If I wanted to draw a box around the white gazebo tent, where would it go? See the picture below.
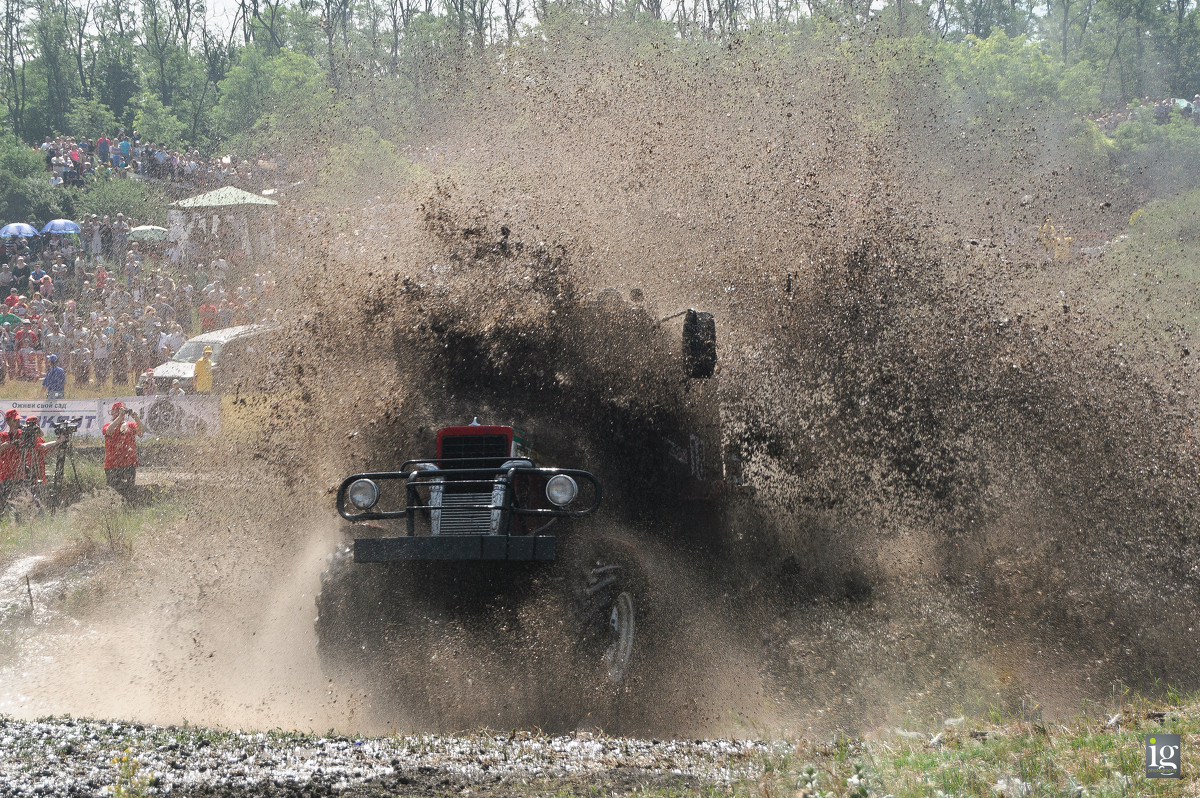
[168,186,279,264]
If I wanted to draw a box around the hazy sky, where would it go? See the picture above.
[205,0,242,38]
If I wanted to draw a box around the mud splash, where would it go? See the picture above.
[4,26,1200,738]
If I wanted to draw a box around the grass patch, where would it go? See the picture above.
[0,484,182,564]
[1100,187,1200,347]
[0,373,139,401]
[753,688,1199,797]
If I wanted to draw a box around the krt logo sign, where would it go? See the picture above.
[1146,734,1181,779]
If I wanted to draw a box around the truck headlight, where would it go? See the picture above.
[545,474,578,506]
[347,479,379,510]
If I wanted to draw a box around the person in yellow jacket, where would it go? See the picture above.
[193,346,214,393]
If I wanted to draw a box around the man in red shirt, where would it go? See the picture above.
[103,401,144,499]
[0,412,60,511]
[0,408,23,503]
[17,416,60,487]
[198,302,217,332]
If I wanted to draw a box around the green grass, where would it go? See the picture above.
[0,373,138,400]
[750,689,1199,797]
[1099,188,1200,349]
[0,479,182,563]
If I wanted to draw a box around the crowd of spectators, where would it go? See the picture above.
[40,131,282,190]
[1092,94,1200,132]
[0,214,278,392]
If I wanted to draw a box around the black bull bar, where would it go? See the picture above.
[335,460,602,563]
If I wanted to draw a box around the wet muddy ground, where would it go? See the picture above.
[0,716,774,796]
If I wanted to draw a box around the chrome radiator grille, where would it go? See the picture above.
[433,491,495,535]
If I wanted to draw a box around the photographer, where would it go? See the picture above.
[13,416,62,488]
[102,402,144,499]
[0,409,22,502]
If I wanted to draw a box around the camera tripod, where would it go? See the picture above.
[3,422,84,519]
[49,428,82,513]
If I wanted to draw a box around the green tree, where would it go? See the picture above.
[213,48,327,145]
[0,133,69,222]
[66,97,119,137]
[132,92,185,145]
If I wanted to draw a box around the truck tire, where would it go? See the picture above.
[315,543,381,677]
[314,542,463,728]
[568,536,651,687]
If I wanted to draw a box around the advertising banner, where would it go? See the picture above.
[1,396,220,438]
[98,396,221,437]
[1,400,105,437]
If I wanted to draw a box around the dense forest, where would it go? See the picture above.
[0,0,1196,228]
[2,0,1199,151]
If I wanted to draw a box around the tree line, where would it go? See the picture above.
[0,0,1197,153]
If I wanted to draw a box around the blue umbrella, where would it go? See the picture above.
[40,219,80,235]
[0,223,38,237]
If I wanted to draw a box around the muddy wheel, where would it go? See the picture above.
[570,537,649,687]
[315,543,379,676]
[604,590,636,683]
[314,540,455,727]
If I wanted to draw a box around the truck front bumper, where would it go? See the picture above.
[354,535,556,562]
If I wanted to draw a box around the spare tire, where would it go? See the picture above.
[683,309,717,379]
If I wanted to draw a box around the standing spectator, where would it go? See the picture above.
[60,304,76,336]
[42,323,65,366]
[41,354,65,400]
[71,335,90,387]
[125,251,141,285]
[91,328,108,384]
[141,368,157,395]
[164,322,184,359]
[113,214,130,261]
[89,215,103,262]
[51,254,68,287]
[110,328,128,388]
[155,323,171,360]
[102,402,144,500]
[131,334,151,378]
[99,215,112,261]
[154,293,176,324]
[15,320,37,379]
[142,308,158,339]
[0,324,10,381]
[0,323,12,374]
[194,345,214,393]
[0,409,21,504]
[198,300,217,332]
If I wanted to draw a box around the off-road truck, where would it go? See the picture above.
[314,309,719,722]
